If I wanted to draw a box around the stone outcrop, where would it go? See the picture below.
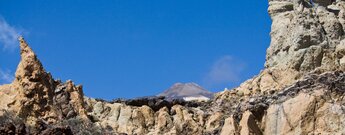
[10,37,88,125]
[214,71,345,135]
[85,97,219,134]
[2,0,345,134]
[224,0,345,96]
[0,37,96,134]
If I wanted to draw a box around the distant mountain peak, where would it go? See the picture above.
[158,82,213,100]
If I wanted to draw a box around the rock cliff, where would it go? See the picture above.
[2,0,345,134]
[223,0,345,95]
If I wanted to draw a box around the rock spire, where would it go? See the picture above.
[8,37,87,126]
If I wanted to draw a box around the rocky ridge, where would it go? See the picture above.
[2,0,345,134]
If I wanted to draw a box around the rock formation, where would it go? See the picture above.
[2,0,345,134]
[222,0,345,95]
[0,37,92,134]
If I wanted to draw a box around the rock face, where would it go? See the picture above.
[226,0,345,95]
[2,0,345,134]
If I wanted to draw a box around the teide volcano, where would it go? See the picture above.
[158,83,213,101]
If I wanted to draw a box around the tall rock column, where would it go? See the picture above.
[11,36,58,125]
[9,37,87,126]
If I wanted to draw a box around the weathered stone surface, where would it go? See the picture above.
[11,37,60,125]
[171,105,202,134]
[205,112,223,134]
[0,84,16,111]
[314,102,345,134]
[239,111,262,135]
[220,116,238,135]
[264,93,316,134]
[233,0,345,95]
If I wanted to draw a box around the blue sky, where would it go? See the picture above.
[0,0,271,100]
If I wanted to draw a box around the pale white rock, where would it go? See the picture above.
[183,96,210,102]
[239,111,262,135]
[220,116,238,135]
[263,93,316,135]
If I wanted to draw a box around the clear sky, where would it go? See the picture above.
[0,0,271,100]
